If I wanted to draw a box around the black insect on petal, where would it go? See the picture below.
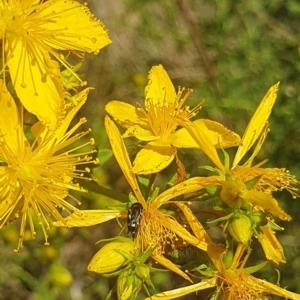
[127,202,143,239]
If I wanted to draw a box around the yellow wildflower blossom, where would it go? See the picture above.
[0,80,95,251]
[105,115,225,281]
[189,82,297,263]
[147,256,300,300]
[53,116,224,281]
[106,64,240,174]
[0,0,112,129]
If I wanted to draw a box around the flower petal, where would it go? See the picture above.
[51,209,126,227]
[31,88,91,151]
[145,65,176,108]
[163,217,208,252]
[153,177,222,208]
[105,101,149,129]
[105,116,146,205]
[151,253,192,282]
[248,191,291,221]
[176,202,225,272]
[6,38,63,129]
[254,275,300,299]
[233,83,279,167]
[170,119,241,149]
[132,140,175,175]
[258,227,286,264]
[0,188,23,225]
[201,119,241,148]
[176,118,224,171]
[0,80,27,155]
[123,125,158,141]
[145,278,216,300]
[36,0,112,53]
[56,88,91,137]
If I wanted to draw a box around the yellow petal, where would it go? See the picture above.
[168,126,199,148]
[51,209,126,227]
[145,278,216,300]
[248,191,291,221]
[153,177,218,208]
[170,119,241,149]
[233,83,279,167]
[201,119,241,148]
[0,80,27,155]
[177,118,224,172]
[0,190,23,225]
[123,125,158,141]
[258,227,286,264]
[254,276,300,299]
[176,202,225,272]
[145,65,176,108]
[132,140,175,175]
[163,217,208,252]
[105,101,149,129]
[36,0,112,53]
[151,253,192,282]
[31,88,91,151]
[56,88,91,138]
[6,38,63,130]
[105,116,146,205]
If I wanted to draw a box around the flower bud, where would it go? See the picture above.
[227,214,252,245]
[135,263,150,280]
[88,239,134,274]
[249,211,267,227]
[49,265,73,287]
[117,268,142,300]
[220,180,248,208]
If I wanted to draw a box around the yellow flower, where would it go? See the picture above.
[0,0,112,129]
[188,82,297,264]
[146,259,300,300]
[0,80,95,251]
[229,83,298,219]
[195,83,297,219]
[105,115,225,281]
[53,116,224,281]
[106,64,240,174]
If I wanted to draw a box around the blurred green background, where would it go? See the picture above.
[2,0,300,299]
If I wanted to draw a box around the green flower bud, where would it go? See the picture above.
[249,211,267,227]
[49,265,73,287]
[117,268,140,300]
[135,263,150,280]
[88,240,134,274]
[228,214,252,245]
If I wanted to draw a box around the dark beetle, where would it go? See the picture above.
[127,202,143,239]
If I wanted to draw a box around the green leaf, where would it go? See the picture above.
[97,148,114,166]
[243,261,268,274]
[244,175,262,190]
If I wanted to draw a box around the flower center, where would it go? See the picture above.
[139,206,177,255]
[143,87,201,141]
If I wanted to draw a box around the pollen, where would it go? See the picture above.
[232,165,299,198]
[219,270,267,300]
[139,206,177,255]
[143,87,201,141]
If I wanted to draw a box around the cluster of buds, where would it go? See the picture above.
[88,237,153,299]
